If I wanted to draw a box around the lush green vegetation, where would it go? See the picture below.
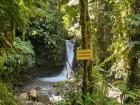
[0,0,140,105]
[0,82,20,105]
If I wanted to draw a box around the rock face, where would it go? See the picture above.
[30,34,66,73]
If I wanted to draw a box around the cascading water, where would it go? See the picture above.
[39,40,74,82]
[20,40,74,103]
[63,40,74,79]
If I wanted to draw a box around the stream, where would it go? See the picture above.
[18,40,74,104]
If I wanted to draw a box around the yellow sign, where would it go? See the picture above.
[76,49,93,60]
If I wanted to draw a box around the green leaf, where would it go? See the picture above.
[0,54,6,69]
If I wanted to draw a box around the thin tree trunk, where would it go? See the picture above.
[10,20,16,42]
[127,0,140,90]
[22,29,26,41]
[5,19,16,43]
[126,1,140,103]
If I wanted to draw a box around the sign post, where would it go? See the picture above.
[76,49,93,60]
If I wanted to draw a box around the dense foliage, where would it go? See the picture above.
[0,38,35,81]
[0,0,140,105]
[28,8,66,70]
[0,82,20,105]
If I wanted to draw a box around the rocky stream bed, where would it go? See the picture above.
[14,78,72,105]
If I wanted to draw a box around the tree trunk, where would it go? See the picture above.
[5,19,16,43]
[79,0,93,97]
[127,0,140,90]
[126,1,140,103]
[22,29,26,41]
[127,34,140,89]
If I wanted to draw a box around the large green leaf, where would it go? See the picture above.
[128,14,140,26]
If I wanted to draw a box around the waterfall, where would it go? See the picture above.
[39,40,74,82]
[63,40,74,79]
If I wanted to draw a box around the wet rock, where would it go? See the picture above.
[19,92,51,105]
[108,85,124,104]
[37,95,51,105]
[49,94,63,102]
[20,92,28,99]
[22,101,45,105]
[28,88,38,102]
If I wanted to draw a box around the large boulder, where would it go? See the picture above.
[37,95,51,105]
[18,92,51,105]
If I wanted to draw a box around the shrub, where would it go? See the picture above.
[0,37,35,82]
[0,82,20,105]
